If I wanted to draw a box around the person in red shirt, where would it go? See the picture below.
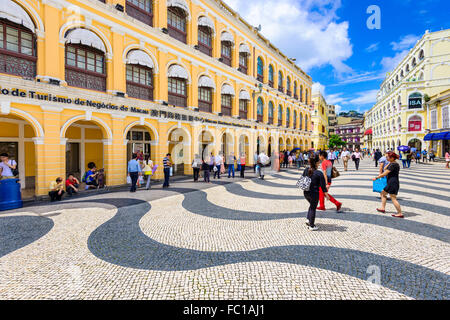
[65,173,80,196]
[317,151,342,212]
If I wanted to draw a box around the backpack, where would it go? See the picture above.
[296,175,311,191]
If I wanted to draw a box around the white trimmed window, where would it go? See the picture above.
[430,109,437,130]
[442,106,449,128]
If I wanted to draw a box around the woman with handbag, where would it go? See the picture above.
[374,151,403,218]
[302,156,330,231]
[317,151,342,212]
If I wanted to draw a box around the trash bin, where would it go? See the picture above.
[0,179,23,211]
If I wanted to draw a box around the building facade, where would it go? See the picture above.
[424,88,450,156]
[311,92,329,150]
[365,29,450,154]
[335,119,363,151]
[327,104,337,135]
[0,0,314,197]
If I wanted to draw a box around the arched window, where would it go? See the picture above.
[286,77,291,96]
[220,31,234,67]
[167,64,188,107]
[408,116,422,132]
[299,113,303,130]
[256,97,264,122]
[300,86,303,102]
[126,50,154,101]
[406,64,410,72]
[197,16,214,56]
[412,58,417,67]
[278,71,284,92]
[257,57,264,82]
[278,105,282,125]
[419,49,424,60]
[286,108,290,127]
[127,0,153,26]
[268,101,274,124]
[0,3,37,78]
[167,3,188,44]
[293,110,297,128]
[294,81,298,99]
[65,29,107,91]
[221,83,234,116]
[198,75,214,113]
[305,89,309,104]
[418,72,424,81]
[238,43,250,74]
[268,65,274,87]
[305,115,308,130]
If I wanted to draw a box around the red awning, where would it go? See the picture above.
[364,129,373,135]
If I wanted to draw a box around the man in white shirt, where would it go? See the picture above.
[214,153,223,179]
[341,147,351,171]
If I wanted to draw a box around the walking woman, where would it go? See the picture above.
[353,148,362,170]
[374,151,403,218]
[317,151,342,212]
[303,156,330,231]
[445,149,449,169]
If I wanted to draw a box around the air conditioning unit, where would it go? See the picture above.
[162,101,168,106]
[115,4,124,12]
[162,28,169,34]
[115,91,125,97]
[218,57,223,62]
[194,45,200,50]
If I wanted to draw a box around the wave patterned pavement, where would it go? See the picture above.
[0,159,449,299]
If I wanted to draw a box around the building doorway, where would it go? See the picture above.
[408,138,422,151]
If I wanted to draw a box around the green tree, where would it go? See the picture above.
[328,134,347,149]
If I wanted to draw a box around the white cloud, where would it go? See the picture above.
[225,0,353,75]
[365,42,379,53]
[348,90,379,105]
[381,50,409,71]
[390,34,420,51]
[334,105,342,114]
[379,34,421,72]
[312,82,325,94]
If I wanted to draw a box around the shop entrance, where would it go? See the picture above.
[169,128,189,176]
[65,120,105,182]
[198,130,214,161]
[408,138,422,151]
[126,127,152,163]
[0,114,37,197]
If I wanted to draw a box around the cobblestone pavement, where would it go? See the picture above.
[0,159,449,300]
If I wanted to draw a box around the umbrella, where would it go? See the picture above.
[397,146,410,152]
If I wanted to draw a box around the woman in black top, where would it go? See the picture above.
[374,151,403,218]
[302,156,329,231]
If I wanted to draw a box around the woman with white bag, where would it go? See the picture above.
[301,156,329,231]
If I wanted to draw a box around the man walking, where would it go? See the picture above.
[227,152,236,178]
[374,149,382,167]
[163,153,172,188]
[341,147,350,171]
[128,153,142,192]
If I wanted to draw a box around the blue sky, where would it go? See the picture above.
[226,0,450,114]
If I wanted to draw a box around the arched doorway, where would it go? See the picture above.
[198,130,214,161]
[65,120,106,182]
[408,138,422,151]
[168,127,190,175]
[124,124,156,164]
[257,135,266,154]
[279,137,285,151]
[239,134,249,163]
[221,132,234,158]
[0,113,37,197]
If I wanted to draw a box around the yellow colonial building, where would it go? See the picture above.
[0,0,314,197]
[365,29,450,154]
[311,91,329,150]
